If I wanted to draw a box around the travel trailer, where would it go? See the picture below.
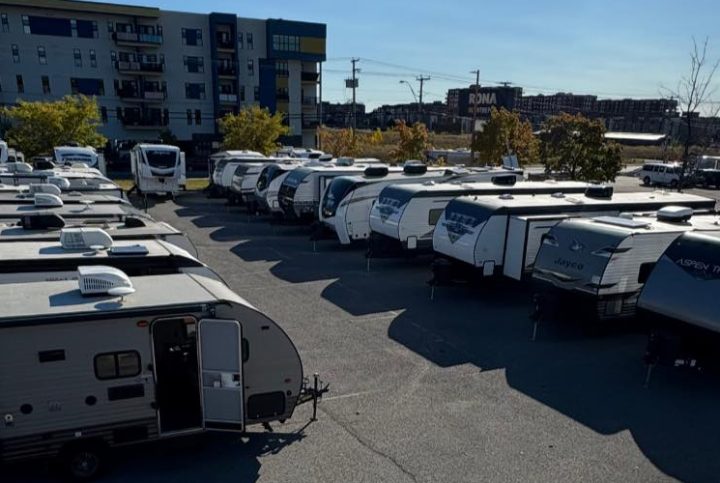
[0,270,325,478]
[432,189,716,281]
[532,208,720,320]
[0,235,221,285]
[0,214,198,258]
[227,161,272,205]
[638,231,720,333]
[53,146,107,174]
[253,161,302,212]
[130,144,185,196]
[232,158,300,209]
[0,200,146,223]
[261,166,296,216]
[320,164,452,244]
[210,153,267,196]
[0,169,123,198]
[368,180,590,256]
[208,150,265,179]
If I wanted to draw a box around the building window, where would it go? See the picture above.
[276,60,289,77]
[11,44,19,63]
[240,85,245,101]
[70,78,104,96]
[182,27,202,46]
[186,109,192,125]
[247,32,253,49]
[94,351,141,380]
[21,15,29,34]
[184,82,206,99]
[110,50,117,63]
[100,106,107,123]
[195,109,201,125]
[107,21,113,33]
[90,49,97,68]
[254,85,259,101]
[272,34,300,52]
[37,46,47,64]
[16,75,23,93]
[1,13,8,33]
[237,32,243,49]
[73,48,81,67]
[41,75,50,94]
[183,55,204,73]
[70,18,77,36]
[247,59,254,76]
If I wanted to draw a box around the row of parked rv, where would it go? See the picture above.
[0,159,326,480]
[210,151,720,380]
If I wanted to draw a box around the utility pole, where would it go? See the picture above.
[416,75,430,123]
[469,69,480,163]
[347,58,360,129]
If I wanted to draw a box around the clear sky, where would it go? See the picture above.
[101,0,720,109]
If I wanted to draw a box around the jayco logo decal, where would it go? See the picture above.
[553,257,584,271]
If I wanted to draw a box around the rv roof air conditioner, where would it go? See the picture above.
[61,227,113,250]
[28,183,62,196]
[365,165,389,177]
[584,184,614,199]
[77,265,133,295]
[551,192,566,198]
[404,163,427,175]
[71,162,89,169]
[47,176,71,190]
[20,213,66,229]
[491,175,517,186]
[657,205,693,223]
[34,193,63,208]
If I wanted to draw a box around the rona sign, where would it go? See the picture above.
[458,86,522,118]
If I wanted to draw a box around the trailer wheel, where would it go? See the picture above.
[60,441,107,481]
[642,176,651,186]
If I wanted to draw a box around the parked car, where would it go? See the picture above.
[694,155,720,189]
[639,161,682,188]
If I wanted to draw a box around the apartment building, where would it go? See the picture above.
[0,0,326,149]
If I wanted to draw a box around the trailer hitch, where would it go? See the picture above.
[298,373,330,421]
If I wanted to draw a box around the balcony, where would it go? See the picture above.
[116,61,164,75]
[118,88,167,102]
[113,31,163,47]
[219,93,238,103]
[276,92,290,101]
[120,114,166,129]
[217,65,237,77]
[301,72,320,83]
[216,35,235,51]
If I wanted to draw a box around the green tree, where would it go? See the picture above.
[218,106,289,155]
[1,95,106,158]
[539,112,622,182]
[390,121,430,161]
[318,127,383,157]
[471,107,538,165]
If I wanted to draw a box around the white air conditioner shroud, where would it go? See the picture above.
[61,228,113,250]
[34,193,63,207]
[77,265,133,295]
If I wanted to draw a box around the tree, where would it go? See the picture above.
[661,37,720,188]
[218,106,289,155]
[390,121,430,161]
[539,112,622,182]
[1,95,106,158]
[318,127,383,157]
[471,107,538,165]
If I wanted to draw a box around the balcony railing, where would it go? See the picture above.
[116,60,164,74]
[120,115,166,128]
[118,88,167,101]
[217,65,237,76]
[113,31,163,46]
[216,37,234,50]
[219,93,238,103]
[301,72,320,82]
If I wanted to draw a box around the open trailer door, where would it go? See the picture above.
[198,319,245,432]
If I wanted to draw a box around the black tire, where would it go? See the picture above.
[643,176,651,186]
[670,179,679,189]
[60,442,106,481]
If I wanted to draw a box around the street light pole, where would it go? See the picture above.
[399,80,418,124]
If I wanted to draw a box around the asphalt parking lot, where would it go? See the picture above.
[7,175,720,482]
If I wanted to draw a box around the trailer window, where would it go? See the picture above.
[94,351,141,380]
[638,262,656,284]
[428,208,444,226]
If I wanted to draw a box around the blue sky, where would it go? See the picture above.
[104,0,720,109]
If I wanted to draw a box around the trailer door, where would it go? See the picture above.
[198,319,244,431]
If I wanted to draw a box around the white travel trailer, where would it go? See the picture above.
[208,150,264,179]
[638,231,720,332]
[130,144,185,196]
[249,160,302,212]
[210,153,267,195]
[227,160,274,205]
[368,180,590,256]
[53,146,107,174]
[0,270,324,478]
[0,213,198,257]
[320,164,451,244]
[232,158,302,209]
[432,189,717,281]
[532,208,720,319]
[0,235,221,285]
[262,166,296,216]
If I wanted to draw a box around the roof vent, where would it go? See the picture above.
[29,183,62,196]
[34,193,63,207]
[20,213,66,229]
[491,174,517,186]
[551,192,566,198]
[499,193,514,200]
[618,212,634,219]
[61,227,113,250]
[594,216,651,229]
[585,184,614,199]
[336,157,354,166]
[365,165,389,177]
[657,205,693,223]
[403,163,427,175]
[77,265,133,296]
[47,176,71,190]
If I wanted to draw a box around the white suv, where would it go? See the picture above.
[639,161,682,188]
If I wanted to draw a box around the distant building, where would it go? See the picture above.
[321,101,365,128]
[446,85,523,118]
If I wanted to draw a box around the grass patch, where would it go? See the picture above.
[113,178,209,192]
